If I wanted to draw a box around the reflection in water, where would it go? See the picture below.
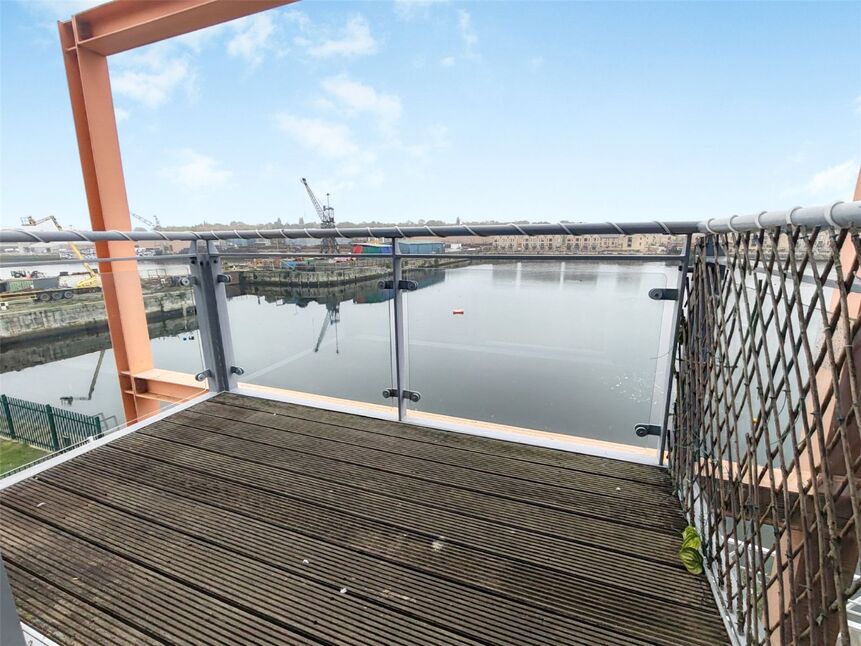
[615,268,645,286]
[489,262,518,286]
[488,260,652,290]
[401,263,673,442]
[315,303,341,353]
[0,316,197,373]
[55,350,119,430]
[59,350,105,406]
[228,268,445,356]
[1,262,674,448]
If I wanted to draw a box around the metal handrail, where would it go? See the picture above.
[0,200,858,244]
[0,252,689,269]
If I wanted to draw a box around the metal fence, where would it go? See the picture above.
[0,395,102,451]
[669,225,860,644]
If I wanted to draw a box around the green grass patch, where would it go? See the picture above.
[0,438,48,475]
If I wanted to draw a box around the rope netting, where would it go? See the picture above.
[670,226,860,644]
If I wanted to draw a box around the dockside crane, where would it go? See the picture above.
[22,216,100,288]
[131,212,162,230]
[314,302,341,354]
[301,178,339,254]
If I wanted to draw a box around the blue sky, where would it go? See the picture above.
[1,0,859,229]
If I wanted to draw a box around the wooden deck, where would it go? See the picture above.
[1,393,727,645]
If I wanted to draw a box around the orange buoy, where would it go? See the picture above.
[452,309,464,315]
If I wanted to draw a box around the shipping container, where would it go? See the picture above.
[33,276,61,290]
[352,243,393,255]
[398,242,445,255]
[5,279,33,292]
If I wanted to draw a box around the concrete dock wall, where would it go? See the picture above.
[0,260,467,347]
[0,317,197,372]
[0,290,195,346]
[230,258,466,288]
[231,265,388,288]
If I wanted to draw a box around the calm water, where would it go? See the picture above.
[0,261,676,448]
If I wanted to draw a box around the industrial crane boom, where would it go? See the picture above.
[22,216,100,288]
[131,212,161,230]
[301,178,330,224]
[300,178,339,253]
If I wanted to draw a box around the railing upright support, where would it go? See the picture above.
[1,395,15,440]
[658,233,692,465]
[189,241,239,393]
[45,405,60,451]
[391,239,407,421]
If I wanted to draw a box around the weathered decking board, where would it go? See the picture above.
[1,393,728,645]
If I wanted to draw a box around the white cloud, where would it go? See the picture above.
[804,160,858,198]
[273,110,386,191]
[457,9,478,55]
[321,75,401,125]
[311,96,338,112]
[111,46,193,109]
[274,113,360,159]
[108,23,230,109]
[159,149,232,189]
[440,56,455,67]
[114,107,130,122]
[394,0,447,21]
[273,67,450,192]
[291,14,378,59]
[227,14,275,66]
[175,24,228,53]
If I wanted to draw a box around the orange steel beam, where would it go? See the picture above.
[56,1,293,423]
[127,369,206,404]
[66,0,295,55]
[58,21,159,424]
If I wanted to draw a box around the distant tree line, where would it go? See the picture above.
[158,217,541,231]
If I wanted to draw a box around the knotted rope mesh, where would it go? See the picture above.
[670,226,860,644]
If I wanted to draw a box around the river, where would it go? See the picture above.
[0,261,677,449]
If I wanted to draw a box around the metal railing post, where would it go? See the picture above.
[45,404,60,451]
[390,238,407,420]
[189,240,240,393]
[1,394,16,440]
[658,233,692,465]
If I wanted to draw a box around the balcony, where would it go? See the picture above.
[1,202,859,645]
[2,393,727,645]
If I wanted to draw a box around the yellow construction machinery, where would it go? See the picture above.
[22,216,101,288]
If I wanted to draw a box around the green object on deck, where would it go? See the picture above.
[679,526,704,575]
[681,525,701,550]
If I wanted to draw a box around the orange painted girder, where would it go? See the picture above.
[66,0,296,56]
[57,0,299,424]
